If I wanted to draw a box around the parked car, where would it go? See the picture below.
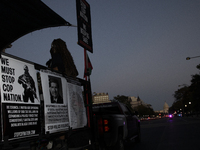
[93,102,141,150]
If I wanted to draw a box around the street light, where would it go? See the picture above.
[186,55,200,60]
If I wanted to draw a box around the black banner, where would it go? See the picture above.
[76,0,93,53]
[2,103,40,140]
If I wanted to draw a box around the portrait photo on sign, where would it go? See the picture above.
[48,76,63,104]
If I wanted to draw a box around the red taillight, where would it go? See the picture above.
[104,126,109,132]
[98,118,110,134]
[103,119,109,132]
[104,119,109,125]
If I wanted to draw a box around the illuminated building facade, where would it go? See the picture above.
[93,92,111,104]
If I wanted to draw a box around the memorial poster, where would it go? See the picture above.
[0,55,40,141]
[40,71,69,134]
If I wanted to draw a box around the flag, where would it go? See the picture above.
[84,52,93,78]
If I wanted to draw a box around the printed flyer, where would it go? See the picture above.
[40,71,69,134]
[68,83,87,129]
[0,55,40,141]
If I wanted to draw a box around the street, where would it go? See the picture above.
[126,117,200,150]
[6,117,200,150]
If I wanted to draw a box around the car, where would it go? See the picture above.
[93,102,141,150]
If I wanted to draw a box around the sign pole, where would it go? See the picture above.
[76,1,94,147]
[84,48,91,127]
[84,49,88,81]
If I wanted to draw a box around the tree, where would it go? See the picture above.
[169,100,182,114]
[136,105,155,117]
[173,86,189,102]
[114,95,128,103]
[113,95,128,103]
[113,95,132,111]
[189,66,200,114]
[172,83,192,116]
[172,64,200,115]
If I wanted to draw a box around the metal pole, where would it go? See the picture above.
[186,55,200,60]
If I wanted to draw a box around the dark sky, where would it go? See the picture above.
[7,0,200,111]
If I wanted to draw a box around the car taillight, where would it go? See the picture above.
[104,125,109,132]
[103,119,110,132]
[104,119,108,125]
[98,118,110,134]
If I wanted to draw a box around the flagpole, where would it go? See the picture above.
[84,48,91,127]
[83,49,95,149]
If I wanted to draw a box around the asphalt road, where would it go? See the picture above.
[125,117,200,150]
[4,116,200,150]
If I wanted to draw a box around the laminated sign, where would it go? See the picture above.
[0,55,40,141]
[40,71,69,134]
[0,54,88,142]
[40,71,87,134]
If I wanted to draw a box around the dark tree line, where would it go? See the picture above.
[112,95,155,116]
[170,64,200,116]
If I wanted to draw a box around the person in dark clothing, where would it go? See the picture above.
[46,44,65,73]
[46,38,79,78]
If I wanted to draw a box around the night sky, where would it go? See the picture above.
[6,0,200,111]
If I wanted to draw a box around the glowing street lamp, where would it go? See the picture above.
[186,55,200,60]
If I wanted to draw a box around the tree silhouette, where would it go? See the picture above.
[171,64,200,115]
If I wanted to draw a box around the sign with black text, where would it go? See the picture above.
[40,71,69,134]
[68,83,87,129]
[76,0,93,53]
[0,55,40,141]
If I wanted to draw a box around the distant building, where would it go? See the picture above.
[155,102,169,114]
[163,102,169,113]
[93,92,111,104]
[129,96,153,109]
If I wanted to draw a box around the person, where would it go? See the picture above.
[18,65,37,103]
[46,43,65,73]
[46,38,79,78]
[49,78,63,104]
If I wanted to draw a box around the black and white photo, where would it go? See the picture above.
[49,76,63,104]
